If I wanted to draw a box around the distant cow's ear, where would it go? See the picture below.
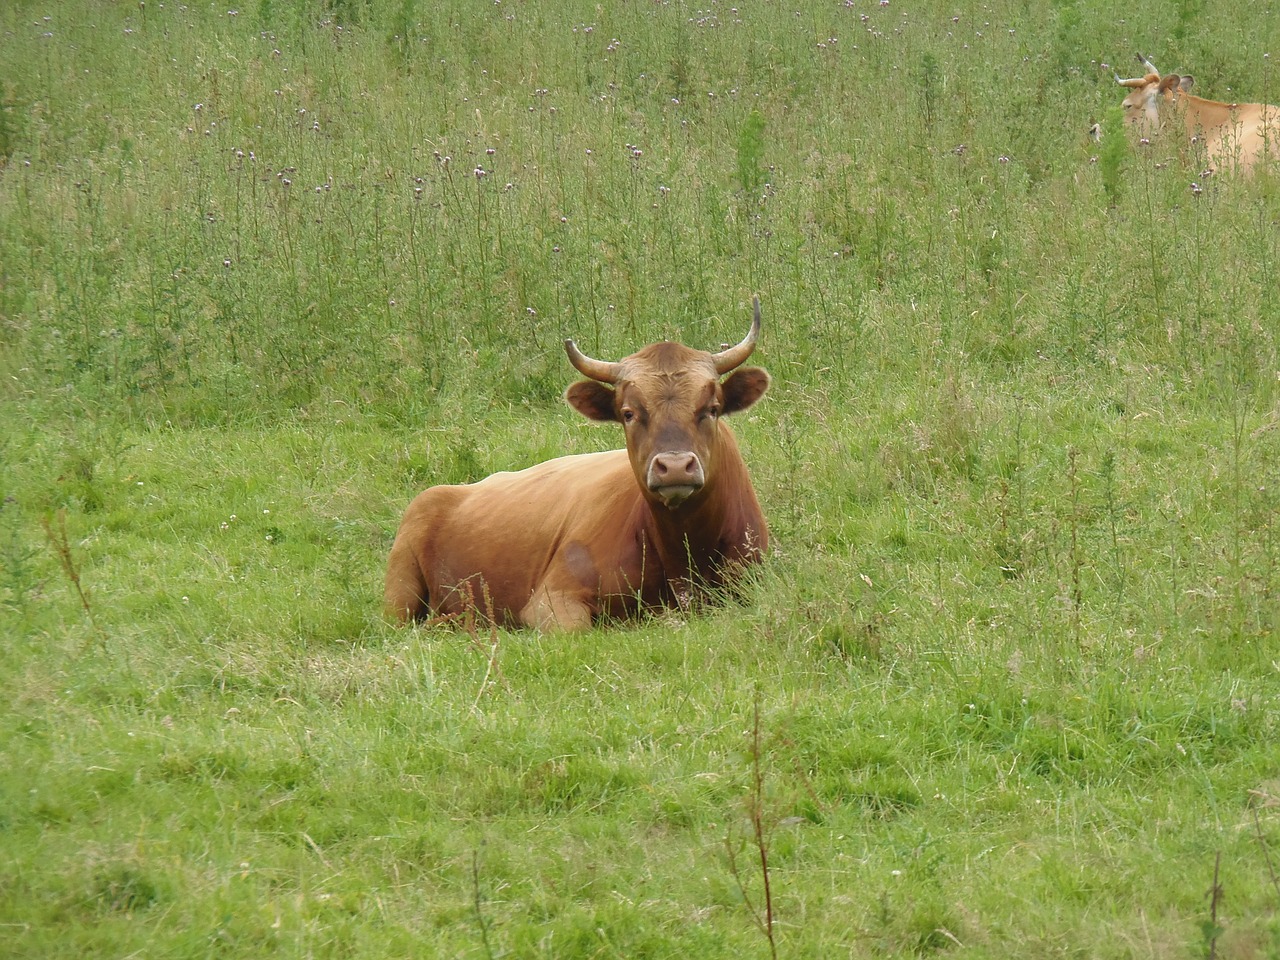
[1179,74,1194,92]
[565,380,619,422]
[721,366,770,415]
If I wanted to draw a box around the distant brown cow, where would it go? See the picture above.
[1117,53,1279,174]
[384,299,771,630]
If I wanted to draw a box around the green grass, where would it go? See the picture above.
[4,0,1280,956]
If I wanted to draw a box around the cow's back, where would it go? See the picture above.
[385,449,646,623]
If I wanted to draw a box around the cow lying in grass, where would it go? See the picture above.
[385,300,771,630]
[1117,53,1279,175]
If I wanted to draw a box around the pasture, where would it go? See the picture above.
[2,0,1280,956]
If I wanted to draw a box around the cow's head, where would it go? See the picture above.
[564,298,770,509]
[1116,54,1194,133]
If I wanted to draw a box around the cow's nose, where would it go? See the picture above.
[648,452,705,505]
[651,452,702,485]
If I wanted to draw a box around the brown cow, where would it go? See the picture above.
[1117,53,1279,174]
[384,299,771,630]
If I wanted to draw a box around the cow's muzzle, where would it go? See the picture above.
[647,452,705,507]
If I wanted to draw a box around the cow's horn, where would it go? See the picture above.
[711,297,761,374]
[564,339,621,384]
[1137,52,1159,73]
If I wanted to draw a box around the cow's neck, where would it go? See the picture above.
[638,433,754,586]
[1174,93,1254,132]
[644,498,730,576]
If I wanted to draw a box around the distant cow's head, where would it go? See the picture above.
[564,299,771,509]
[1116,54,1194,134]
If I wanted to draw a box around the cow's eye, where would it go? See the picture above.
[622,408,637,424]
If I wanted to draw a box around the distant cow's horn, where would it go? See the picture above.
[710,297,762,374]
[564,339,622,384]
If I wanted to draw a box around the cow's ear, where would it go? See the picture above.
[721,366,770,415]
[1159,73,1182,93]
[1178,74,1194,92]
[565,381,619,422]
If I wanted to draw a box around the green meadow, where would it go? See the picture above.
[3,0,1280,955]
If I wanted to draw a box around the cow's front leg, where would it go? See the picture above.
[519,586,594,631]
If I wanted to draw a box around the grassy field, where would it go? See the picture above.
[3,0,1280,956]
